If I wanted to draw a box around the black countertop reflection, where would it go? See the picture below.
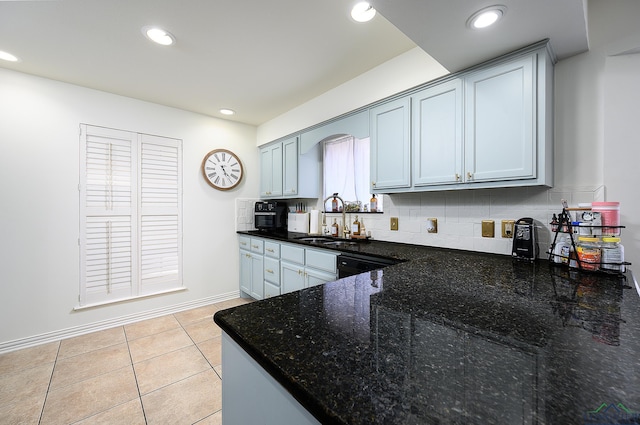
[216,233,640,424]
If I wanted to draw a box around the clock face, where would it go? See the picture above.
[201,149,243,190]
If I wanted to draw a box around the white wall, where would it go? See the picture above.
[0,68,259,349]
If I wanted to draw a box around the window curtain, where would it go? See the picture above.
[323,136,378,210]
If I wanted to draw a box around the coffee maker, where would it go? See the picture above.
[512,217,539,261]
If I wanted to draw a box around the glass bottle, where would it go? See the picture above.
[331,218,339,237]
[370,194,378,212]
[351,215,361,236]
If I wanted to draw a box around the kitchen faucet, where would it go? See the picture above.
[322,193,349,238]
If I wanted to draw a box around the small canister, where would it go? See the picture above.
[601,237,625,273]
[576,236,601,271]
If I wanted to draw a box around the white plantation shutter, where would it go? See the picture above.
[139,135,182,295]
[79,125,182,307]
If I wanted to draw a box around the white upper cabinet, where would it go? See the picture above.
[261,41,554,195]
[370,96,412,191]
[260,135,321,199]
[282,137,298,196]
[260,142,283,198]
[464,55,535,183]
[383,42,553,192]
[412,79,463,187]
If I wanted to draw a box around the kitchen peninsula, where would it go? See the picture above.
[215,236,640,424]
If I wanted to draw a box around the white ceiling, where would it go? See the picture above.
[0,0,588,126]
[372,0,589,72]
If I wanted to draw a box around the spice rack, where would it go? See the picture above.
[547,207,630,276]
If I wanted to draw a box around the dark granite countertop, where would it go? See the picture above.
[216,231,640,424]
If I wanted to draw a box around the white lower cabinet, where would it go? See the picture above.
[239,236,264,300]
[240,237,338,300]
[280,244,338,295]
[263,242,281,298]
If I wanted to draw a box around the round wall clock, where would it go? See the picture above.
[201,148,244,190]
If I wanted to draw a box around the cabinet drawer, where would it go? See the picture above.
[264,281,281,299]
[238,236,250,250]
[264,241,280,258]
[250,238,264,254]
[306,249,337,273]
[281,244,305,265]
[263,257,280,285]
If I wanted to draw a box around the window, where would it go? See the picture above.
[323,135,381,211]
[79,124,183,307]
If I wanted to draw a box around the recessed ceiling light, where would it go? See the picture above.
[351,2,376,23]
[220,109,235,116]
[0,50,20,62]
[142,26,175,46]
[467,5,507,29]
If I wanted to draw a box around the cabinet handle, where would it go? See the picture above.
[245,254,251,258]
[267,248,274,253]
[467,172,473,180]
[251,244,259,249]
[298,269,303,275]
[455,173,461,182]
[240,242,247,246]
[266,269,274,274]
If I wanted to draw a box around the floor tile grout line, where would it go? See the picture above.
[37,340,61,425]
[124,324,149,425]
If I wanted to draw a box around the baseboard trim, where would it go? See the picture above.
[0,290,242,354]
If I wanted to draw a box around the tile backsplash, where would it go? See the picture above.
[236,186,605,258]
[235,198,260,232]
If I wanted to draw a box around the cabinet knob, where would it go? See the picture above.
[372,181,376,187]
[467,172,473,180]
[298,269,303,275]
[455,173,461,182]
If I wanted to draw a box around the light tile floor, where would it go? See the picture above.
[0,298,251,424]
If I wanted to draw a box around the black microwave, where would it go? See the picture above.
[254,201,287,231]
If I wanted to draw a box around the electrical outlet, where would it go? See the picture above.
[482,220,495,238]
[502,220,515,238]
[426,218,437,233]
[390,217,399,231]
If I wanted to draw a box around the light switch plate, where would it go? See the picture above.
[390,217,399,231]
[482,220,495,238]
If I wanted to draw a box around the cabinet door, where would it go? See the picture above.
[464,55,536,183]
[413,79,463,186]
[305,268,336,288]
[260,143,283,197]
[264,281,281,299]
[250,254,264,300]
[263,257,280,285]
[370,97,411,191]
[239,250,252,296]
[281,262,305,294]
[282,137,298,196]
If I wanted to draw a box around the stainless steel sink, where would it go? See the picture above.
[295,236,333,243]
[322,240,358,247]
